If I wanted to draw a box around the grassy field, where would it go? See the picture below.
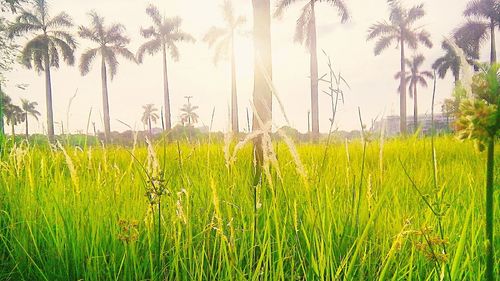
[0,136,498,280]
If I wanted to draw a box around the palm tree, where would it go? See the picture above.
[252,0,272,166]
[395,55,433,131]
[432,40,462,84]
[275,0,349,141]
[78,11,136,142]
[204,0,245,134]
[141,104,159,136]
[4,100,24,138]
[20,98,40,138]
[367,2,432,134]
[8,0,76,142]
[455,0,499,63]
[137,5,194,132]
[180,101,199,127]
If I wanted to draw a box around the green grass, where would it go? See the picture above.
[0,136,498,280]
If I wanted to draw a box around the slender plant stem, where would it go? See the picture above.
[485,138,495,281]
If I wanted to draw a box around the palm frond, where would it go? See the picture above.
[136,38,162,63]
[49,35,75,66]
[324,0,350,23]
[17,10,42,26]
[203,27,228,47]
[389,3,405,25]
[111,46,136,63]
[46,12,73,28]
[374,35,396,55]
[367,22,396,41]
[406,4,424,25]
[78,26,100,43]
[417,30,432,48]
[167,41,180,61]
[51,30,77,49]
[88,11,105,40]
[146,4,162,27]
[20,35,47,71]
[105,24,129,45]
[103,47,118,79]
[274,0,299,19]
[412,54,425,68]
[8,21,40,38]
[294,3,312,47]
[421,70,433,79]
[79,47,98,76]
[454,20,488,59]
[48,41,60,68]
[464,0,494,19]
[171,30,195,43]
[140,26,157,39]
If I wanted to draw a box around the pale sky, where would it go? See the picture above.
[3,0,498,134]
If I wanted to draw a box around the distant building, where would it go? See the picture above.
[373,114,454,136]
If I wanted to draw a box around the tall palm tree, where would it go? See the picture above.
[79,11,136,142]
[432,40,462,84]
[367,2,432,134]
[141,104,159,135]
[137,5,194,132]
[252,0,272,166]
[395,55,433,131]
[204,0,245,134]
[455,0,499,63]
[275,0,349,141]
[4,100,24,138]
[8,0,76,142]
[20,98,40,138]
[180,102,199,127]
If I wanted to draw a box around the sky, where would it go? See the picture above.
[3,0,499,135]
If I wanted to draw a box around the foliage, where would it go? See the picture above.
[275,0,349,49]
[0,0,24,13]
[21,98,40,120]
[432,40,462,82]
[455,63,499,151]
[395,54,433,96]
[8,0,76,72]
[180,102,199,126]
[141,104,159,126]
[454,0,500,61]
[137,6,195,63]
[78,11,135,78]
[203,1,245,64]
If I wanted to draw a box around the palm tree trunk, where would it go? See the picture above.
[413,83,418,132]
[11,122,14,139]
[44,55,55,142]
[25,112,29,139]
[231,33,239,133]
[490,20,496,63]
[162,43,171,131]
[310,1,319,142]
[148,117,152,136]
[252,0,272,167]
[400,38,407,134]
[101,55,111,143]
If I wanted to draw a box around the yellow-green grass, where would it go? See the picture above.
[0,136,498,280]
